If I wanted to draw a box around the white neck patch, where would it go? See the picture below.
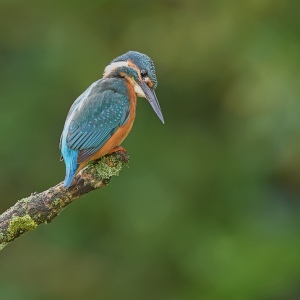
[103,61,129,77]
[134,83,146,98]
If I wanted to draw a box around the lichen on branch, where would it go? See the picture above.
[0,151,129,251]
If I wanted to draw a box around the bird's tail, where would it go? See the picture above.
[61,144,79,188]
[64,162,78,188]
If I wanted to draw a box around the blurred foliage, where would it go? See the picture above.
[1,0,300,299]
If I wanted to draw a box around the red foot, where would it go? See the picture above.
[108,146,127,154]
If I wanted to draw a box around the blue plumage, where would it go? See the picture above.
[61,140,79,188]
[60,51,164,188]
[111,51,158,89]
[60,78,130,187]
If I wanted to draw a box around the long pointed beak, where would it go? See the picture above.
[139,81,164,124]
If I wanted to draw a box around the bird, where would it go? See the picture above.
[60,51,164,188]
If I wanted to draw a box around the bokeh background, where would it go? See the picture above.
[1,0,300,299]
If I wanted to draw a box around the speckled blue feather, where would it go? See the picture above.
[112,51,158,89]
[60,51,162,188]
[60,78,130,187]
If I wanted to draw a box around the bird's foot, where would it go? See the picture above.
[104,146,127,167]
[108,146,127,154]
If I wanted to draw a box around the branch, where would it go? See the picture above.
[0,151,129,251]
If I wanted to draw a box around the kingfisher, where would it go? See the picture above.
[60,51,164,188]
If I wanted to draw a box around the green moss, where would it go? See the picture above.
[7,215,38,238]
[17,197,31,204]
[52,198,61,207]
[0,242,8,250]
[90,156,124,179]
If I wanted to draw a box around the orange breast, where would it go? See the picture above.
[77,80,137,172]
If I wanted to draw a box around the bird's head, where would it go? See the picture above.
[103,51,164,123]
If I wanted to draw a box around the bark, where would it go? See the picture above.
[0,151,129,250]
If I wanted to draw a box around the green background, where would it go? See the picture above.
[1,0,300,299]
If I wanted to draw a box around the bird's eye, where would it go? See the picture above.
[140,69,148,78]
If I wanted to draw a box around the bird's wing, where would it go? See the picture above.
[65,81,130,164]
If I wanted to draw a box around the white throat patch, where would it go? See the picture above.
[134,83,146,98]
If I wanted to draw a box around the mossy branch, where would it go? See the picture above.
[0,151,129,251]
